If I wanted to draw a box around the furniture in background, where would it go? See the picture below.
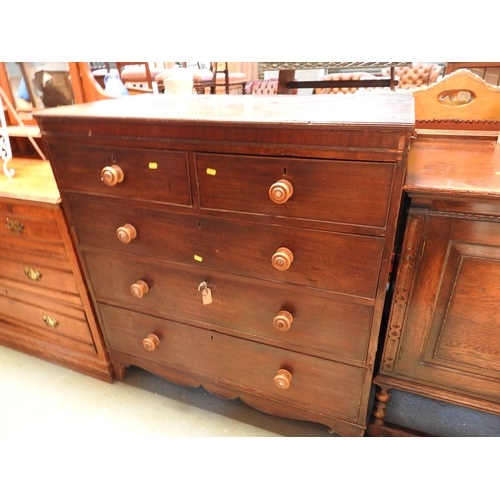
[369,70,500,436]
[0,63,57,160]
[445,62,500,86]
[313,63,443,95]
[155,63,247,94]
[115,62,164,91]
[380,62,443,89]
[0,157,113,382]
[0,88,14,177]
[37,93,414,436]
[259,62,411,94]
[68,63,155,103]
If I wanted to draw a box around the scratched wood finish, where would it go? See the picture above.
[37,93,414,436]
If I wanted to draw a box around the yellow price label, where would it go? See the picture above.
[194,255,203,262]
[149,162,158,169]
[206,168,217,176]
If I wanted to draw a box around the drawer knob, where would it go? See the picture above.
[274,369,292,389]
[142,333,160,351]
[101,165,124,186]
[269,179,293,204]
[273,310,294,332]
[130,280,149,298]
[116,223,137,244]
[272,247,294,271]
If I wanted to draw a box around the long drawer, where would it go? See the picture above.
[196,153,395,228]
[84,251,374,362]
[100,303,365,420]
[48,143,192,207]
[67,194,384,298]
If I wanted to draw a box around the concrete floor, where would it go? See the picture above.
[1,344,499,438]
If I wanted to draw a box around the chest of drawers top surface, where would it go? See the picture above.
[36,94,414,155]
[37,93,414,127]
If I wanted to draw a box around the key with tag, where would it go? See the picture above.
[198,281,213,305]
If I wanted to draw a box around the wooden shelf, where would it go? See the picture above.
[6,125,41,138]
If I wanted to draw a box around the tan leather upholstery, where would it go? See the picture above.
[381,62,443,89]
[314,72,377,94]
[245,79,299,95]
[314,63,443,95]
[245,79,279,95]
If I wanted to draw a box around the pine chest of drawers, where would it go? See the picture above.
[37,93,414,436]
[0,159,112,381]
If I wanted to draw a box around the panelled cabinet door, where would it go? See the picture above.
[393,215,500,403]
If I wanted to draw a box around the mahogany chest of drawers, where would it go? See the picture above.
[0,159,112,381]
[38,93,414,436]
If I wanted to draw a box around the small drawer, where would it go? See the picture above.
[0,286,94,347]
[0,207,61,242]
[49,143,192,207]
[100,304,365,420]
[0,252,79,296]
[68,194,384,298]
[196,153,395,228]
[85,252,374,362]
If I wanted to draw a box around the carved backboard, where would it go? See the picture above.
[414,69,500,131]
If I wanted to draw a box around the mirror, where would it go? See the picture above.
[3,62,75,122]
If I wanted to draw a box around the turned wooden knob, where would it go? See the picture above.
[142,333,160,351]
[274,369,292,389]
[130,280,149,298]
[269,179,293,204]
[116,223,137,243]
[101,165,124,186]
[273,310,294,331]
[272,247,294,271]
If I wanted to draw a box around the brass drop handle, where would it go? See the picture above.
[101,165,124,186]
[25,267,42,282]
[272,247,294,271]
[269,179,293,204]
[6,217,24,234]
[274,369,292,389]
[273,310,294,332]
[142,333,160,351]
[130,280,149,298]
[42,315,59,328]
[116,223,137,244]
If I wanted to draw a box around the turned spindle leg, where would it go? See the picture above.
[368,385,392,436]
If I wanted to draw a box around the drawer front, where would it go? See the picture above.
[0,252,79,296]
[100,304,365,420]
[49,143,192,207]
[85,252,374,362]
[68,194,384,297]
[196,153,395,228]
[0,208,61,242]
[0,286,93,346]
